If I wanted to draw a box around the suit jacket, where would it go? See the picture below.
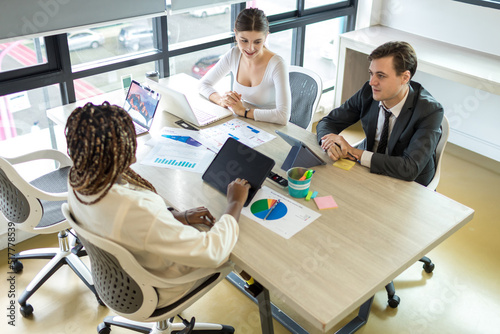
[316,81,443,186]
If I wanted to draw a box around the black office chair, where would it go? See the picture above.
[62,203,235,334]
[289,65,323,131]
[0,149,100,317]
[385,115,449,308]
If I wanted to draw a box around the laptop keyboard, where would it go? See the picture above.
[134,122,147,135]
[193,107,217,124]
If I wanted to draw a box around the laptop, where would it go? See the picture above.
[202,137,275,207]
[147,81,233,127]
[275,130,326,171]
[123,80,161,135]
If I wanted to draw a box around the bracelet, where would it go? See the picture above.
[244,108,250,118]
[184,211,190,225]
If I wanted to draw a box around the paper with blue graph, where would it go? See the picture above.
[141,131,215,173]
[198,119,275,153]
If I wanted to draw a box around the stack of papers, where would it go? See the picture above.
[140,119,275,173]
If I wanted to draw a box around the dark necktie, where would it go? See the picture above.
[377,105,392,154]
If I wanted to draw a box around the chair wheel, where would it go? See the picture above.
[10,260,23,273]
[97,323,111,334]
[388,295,400,308]
[20,303,34,317]
[423,262,435,273]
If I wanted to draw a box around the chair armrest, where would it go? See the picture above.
[5,149,72,168]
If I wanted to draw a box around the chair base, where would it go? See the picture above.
[10,230,101,317]
[385,256,435,308]
[98,315,235,334]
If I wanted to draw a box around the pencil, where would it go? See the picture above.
[263,199,280,221]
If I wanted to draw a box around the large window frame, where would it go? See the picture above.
[0,0,358,107]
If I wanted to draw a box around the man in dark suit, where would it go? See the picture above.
[317,41,443,186]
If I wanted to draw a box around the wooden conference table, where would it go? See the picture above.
[47,74,474,334]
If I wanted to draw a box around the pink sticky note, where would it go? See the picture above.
[314,195,338,210]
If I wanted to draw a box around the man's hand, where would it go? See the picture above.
[321,134,361,161]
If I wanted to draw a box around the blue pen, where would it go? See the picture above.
[263,199,280,221]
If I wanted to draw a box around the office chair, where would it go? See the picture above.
[0,149,99,317]
[289,65,323,131]
[62,203,235,334]
[385,115,450,308]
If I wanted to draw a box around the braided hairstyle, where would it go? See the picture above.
[65,102,156,205]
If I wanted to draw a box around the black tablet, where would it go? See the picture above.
[275,130,326,170]
[202,137,275,206]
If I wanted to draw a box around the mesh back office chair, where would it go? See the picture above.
[62,203,235,334]
[0,149,99,317]
[289,65,322,131]
[385,115,450,308]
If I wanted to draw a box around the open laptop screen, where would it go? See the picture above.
[123,80,161,130]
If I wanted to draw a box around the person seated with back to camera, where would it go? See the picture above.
[317,41,443,186]
[65,102,251,308]
[198,7,292,125]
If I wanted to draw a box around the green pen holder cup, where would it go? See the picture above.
[287,167,312,198]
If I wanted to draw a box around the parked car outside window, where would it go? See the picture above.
[191,55,222,78]
[118,25,154,51]
[68,30,105,51]
[189,6,230,18]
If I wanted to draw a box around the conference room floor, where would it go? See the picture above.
[2,127,499,334]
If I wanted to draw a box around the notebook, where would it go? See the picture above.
[147,81,233,127]
[123,80,161,135]
[202,137,275,207]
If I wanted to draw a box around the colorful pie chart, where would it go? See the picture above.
[250,199,288,220]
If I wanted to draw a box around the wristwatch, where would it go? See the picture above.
[244,108,250,118]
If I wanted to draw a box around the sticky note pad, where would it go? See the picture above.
[314,196,338,210]
[333,159,356,171]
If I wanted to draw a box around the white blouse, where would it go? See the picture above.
[199,46,291,125]
[68,181,238,307]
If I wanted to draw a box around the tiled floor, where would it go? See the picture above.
[1,141,499,334]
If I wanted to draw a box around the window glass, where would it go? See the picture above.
[168,8,232,49]
[74,62,157,99]
[0,85,62,151]
[305,0,346,10]
[69,18,156,67]
[267,29,293,66]
[304,16,346,89]
[0,38,47,73]
[246,0,297,16]
[171,45,231,79]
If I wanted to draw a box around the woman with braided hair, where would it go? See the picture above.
[65,102,250,307]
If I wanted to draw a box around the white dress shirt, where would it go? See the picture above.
[360,87,409,168]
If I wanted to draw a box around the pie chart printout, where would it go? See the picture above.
[250,199,288,220]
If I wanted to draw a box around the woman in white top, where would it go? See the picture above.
[199,8,292,125]
[65,102,250,307]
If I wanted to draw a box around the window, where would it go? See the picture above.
[0,84,62,150]
[304,16,347,89]
[0,38,47,73]
[454,0,500,10]
[247,0,297,16]
[0,0,359,150]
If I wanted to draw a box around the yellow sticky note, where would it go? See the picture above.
[333,159,356,171]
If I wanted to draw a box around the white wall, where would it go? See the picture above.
[376,0,500,56]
